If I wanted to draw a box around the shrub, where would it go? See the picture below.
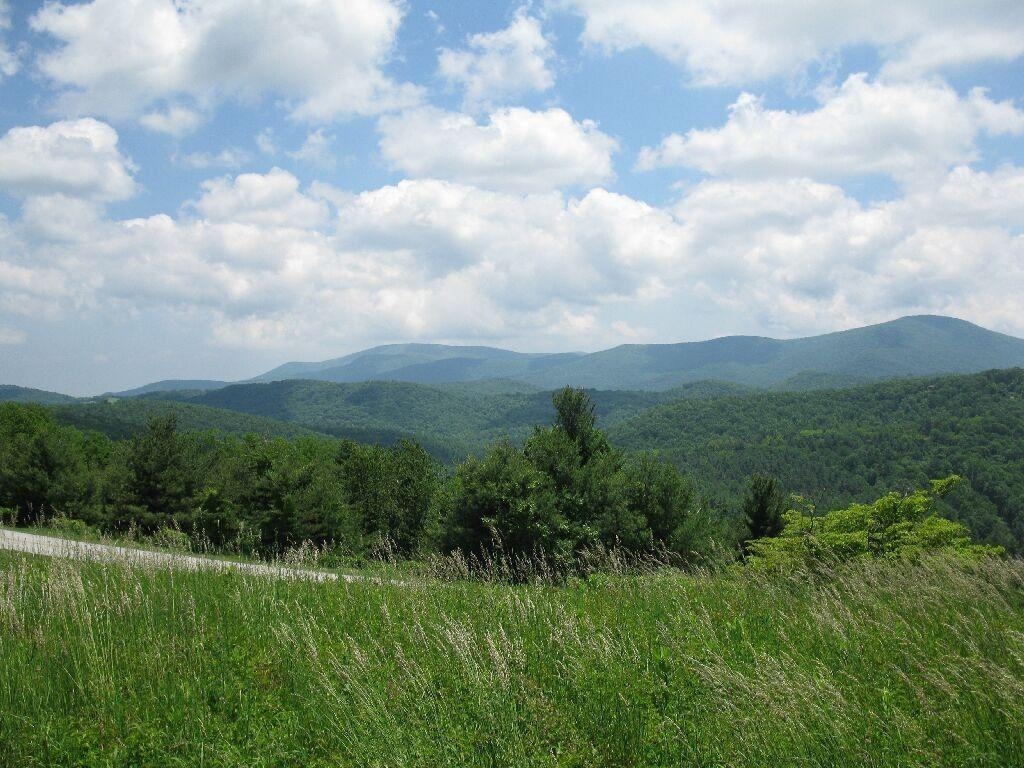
[746,475,1003,569]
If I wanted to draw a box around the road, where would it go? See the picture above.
[0,527,353,582]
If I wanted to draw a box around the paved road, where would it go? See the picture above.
[0,528,353,582]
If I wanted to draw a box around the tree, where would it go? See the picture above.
[123,414,197,531]
[742,474,786,545]
[746,476,1003,569]
[0,403,91,524]
[443,442,564,557]
[551,386,610,464]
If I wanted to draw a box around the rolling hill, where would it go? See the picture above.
[145,379,748,461]
[609,368,1024,551]
[108,379,229,398]
[246,315,1024,391]
[52,399,328,441]
[0,385,77,405]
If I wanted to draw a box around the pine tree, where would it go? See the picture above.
[742,474,786,545]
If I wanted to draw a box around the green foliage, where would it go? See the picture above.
[0,403,91,524]
[54,397,322,440]
[442,388,708,563]
[742,474,786,544]
[0,384,76,405]
[123,414,198,530]
[611,368,1024,552]
[747,476,1003,569]
[0,376,1008,565]
[122,368,1024,552]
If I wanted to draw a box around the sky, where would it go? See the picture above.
[0,0,1022,394]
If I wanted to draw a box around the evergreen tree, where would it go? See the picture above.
[742,474,786,545]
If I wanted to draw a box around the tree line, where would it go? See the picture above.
[0,389,730,563]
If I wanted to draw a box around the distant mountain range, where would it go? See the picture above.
[4,316,1024,404]
[117,314,1024,395]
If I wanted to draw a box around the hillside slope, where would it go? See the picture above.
[609,368,1024,551]
[151,379,749,461]
[0,385,76,405]
[53,399,326,441]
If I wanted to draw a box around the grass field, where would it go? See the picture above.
[1,552,1023,767]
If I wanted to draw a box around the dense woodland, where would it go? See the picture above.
[3,368,1023,557]
[0,389,719,563]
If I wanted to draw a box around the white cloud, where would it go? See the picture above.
[287,129,335,167]
[378,107,617,192]
[638,75,1024,185]
[904,165,1024,229]
[0,0,19,79]
[255,129,277,155]
[0,119,136,202]
[139,105,204,136]
[191,168,329,230]
[555,0,1024,85]
[178,148,252,170]
[0,172,687,352]
[19,194,106,243]
[30,0,422,122]
[438,10,554,108]
[671,174,1024,335]
[4,164,1024,358]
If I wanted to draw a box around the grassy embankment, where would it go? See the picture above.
[1,551,1023,767]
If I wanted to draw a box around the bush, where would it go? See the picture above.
[746,476,1003,569]
[47,514,100,541]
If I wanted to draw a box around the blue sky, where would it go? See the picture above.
[0,0,1022,394]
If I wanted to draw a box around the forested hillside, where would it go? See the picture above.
[6,367,1024,551]
[145,379,747,461]
[610,368,1024,550]
[248,315,1024,390]
[54,399,325,440]
[0,385,76,405]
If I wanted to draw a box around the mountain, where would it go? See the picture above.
[109,379,228,397]
[0,385,76,405]
[521,315,1024,390]
[251,343,585,385]
[246,316,1024,391]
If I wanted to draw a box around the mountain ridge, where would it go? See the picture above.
[247,315,1024,392]
[6,315,1024,398]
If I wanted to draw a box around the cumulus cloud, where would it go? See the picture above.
[139,105,204,136]
[672,174,1024,334]
[555,0,1024,85]
[637,75,1024,185]
[3,162,1024,357]
[0,119,136,202]
[378,107,617,192]
[30,0,421,122]
[0,170,686,352]
[439,10,555,108]
[287,129,335,167]
[191,168,329,229]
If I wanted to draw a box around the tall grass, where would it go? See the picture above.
[1,551,1022,767]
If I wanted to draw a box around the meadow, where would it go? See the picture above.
[1,550,1022,767]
